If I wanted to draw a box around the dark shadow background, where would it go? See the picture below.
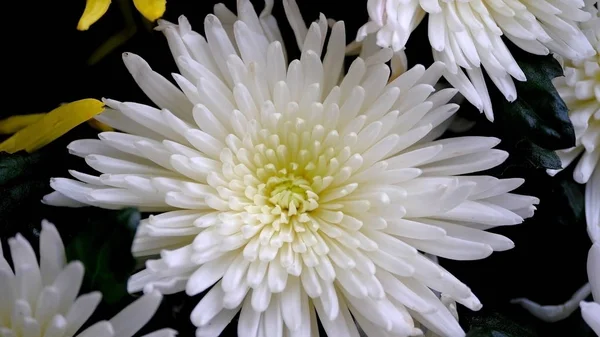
[2,0,595,336]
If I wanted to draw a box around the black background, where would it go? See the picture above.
[2,0,595,336]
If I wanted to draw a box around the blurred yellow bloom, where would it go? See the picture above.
[0,99,105,154]
[77,0,166,31]
[0,114,45,135]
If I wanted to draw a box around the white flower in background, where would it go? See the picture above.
[548,0,599,186]
[44,0,540,336]
[514,0,599,326]
[356,0,596,121]
[0,220,176,337]
[551,0,600,244]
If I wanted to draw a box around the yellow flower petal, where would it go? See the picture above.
[0,113,45,134]
[132,0,166,22]
[0,99,105,154]
[77,0,112,31]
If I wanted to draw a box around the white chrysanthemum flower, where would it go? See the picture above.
[581,242,600,335]
[0,220,176,337]
[44,1,539,336]
[356,0,596,121]
[509,3,599,315]
[547,0,599,187]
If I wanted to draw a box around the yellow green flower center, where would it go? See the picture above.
[266,174,318,213]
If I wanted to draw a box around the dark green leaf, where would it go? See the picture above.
[0,180,47,214]
[514,140,562,170]
[492,52,574,152]
[66,207,140,304]
[466,312,538,337]
[0,125,106,240]
[0,150,55,240]
[554,177,585,226]
[540,164,586,227]
[0,151,50,185]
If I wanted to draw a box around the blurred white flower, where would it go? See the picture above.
[0,220,175,337]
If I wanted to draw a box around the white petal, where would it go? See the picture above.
[65,292,102,337]
[588,243,600,301]
[186,254,236,295]
[39,221,67,286]
[109,291,163,337]
[75,321,114,337]
[586,167,600,243]
[580,301,600,335]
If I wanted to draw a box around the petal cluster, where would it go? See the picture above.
[45,1,539,336]
[548,0,599,245]
[357,0,596,120]
[0,221,175,337]
[549,1,599,185]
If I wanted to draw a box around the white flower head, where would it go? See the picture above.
[546,0,599,244]
[357,0,596,121]
[0,220,176,337]
[548,0,600,184]
[44,0,540,336]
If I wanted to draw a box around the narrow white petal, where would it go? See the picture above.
[588,243,600,301]
[64,292,102,337]
[39,221,67,286]
[580,301,600,335]
[109,291,163,337]
[586,168,600,243]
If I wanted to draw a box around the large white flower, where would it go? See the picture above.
[0,220,176,337]
[44,1,539,336]
[356,0,596,121]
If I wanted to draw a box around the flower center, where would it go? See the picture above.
[265,173,318,214]
[238,168,323,259]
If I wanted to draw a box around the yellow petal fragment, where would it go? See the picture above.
[0,99,105,154]
[0,113,46,134]
[88,118,114,132]
[132,0,166,22]
[77,0,112,31]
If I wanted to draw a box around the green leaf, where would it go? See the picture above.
[492,52,574,152]
[0,124,109,240]
[541,164,586,227]
[514,140,562,170]
[466,312,538,337]
[0,151,49,185]
[554,177,585,225]
[66,207,140,304]
[0,150,55,240]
